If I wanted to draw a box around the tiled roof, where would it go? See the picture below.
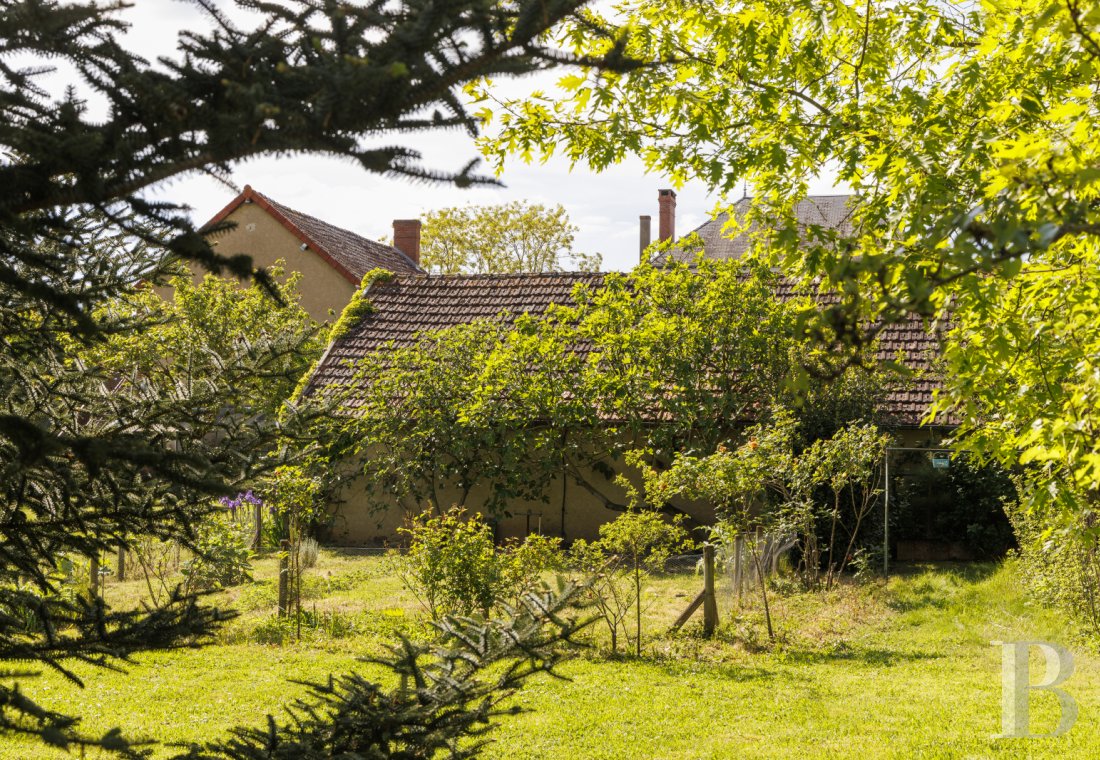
[311,272,603,388]
[306,271,947,427]
[202,185,421,282]
[656,195,857,265]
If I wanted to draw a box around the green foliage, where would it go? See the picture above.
[420,201,601,273]
[804,421,891,588]
[340,319,572,515]
[94,265,325,419]
[183,515,254,593]
[0,0,636,751]
[573,259,804,458]
[247,609,361,646]
[267,466,324,636]
[638,411,889,640]
[571,508,691,655]
[399,508,503,620]
[478,0,1100,631]
[892,454,1016,558]
[397,508,565,621]
[327,258,883,518]
[505,532,568,597]
[1007,492,1100,638]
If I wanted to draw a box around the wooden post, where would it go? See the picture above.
[253,501,263,551]
[669,590,705,633]
[734,535,744,608]
[702,544,718,637]
[116,545,125,582]
[277,539,290,617]
[89,553,100,598]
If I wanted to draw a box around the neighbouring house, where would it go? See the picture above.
[301,192,954,544]
[650,192,856,265]
[184,185,423,322]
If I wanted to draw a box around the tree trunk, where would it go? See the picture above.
[753,546,774,642]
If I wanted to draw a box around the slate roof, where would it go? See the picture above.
[656,195,857,265]
[306,271,947,427]
[202,185,421,283]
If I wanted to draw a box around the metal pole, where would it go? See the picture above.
[884,451,890,579]
[879,445,952,579]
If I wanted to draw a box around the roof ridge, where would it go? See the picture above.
[674,194,857,242]
[390,271,604,281]
[259,193,422,273]
[202,185,422,281]
[257,192,420,271]
[262,193,382,246]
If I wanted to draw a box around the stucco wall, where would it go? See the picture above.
[326,447,717,546]
[168,203,357,323]
[324,426,953,546]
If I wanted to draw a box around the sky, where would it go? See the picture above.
[63,1,840,272]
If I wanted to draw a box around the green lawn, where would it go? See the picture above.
[4,553,1098,758]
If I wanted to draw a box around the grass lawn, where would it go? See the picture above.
[4,552,1098,758]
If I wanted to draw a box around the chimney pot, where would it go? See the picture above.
[393,219,422,266]
[658,189,676,242]
[639,215,652,262]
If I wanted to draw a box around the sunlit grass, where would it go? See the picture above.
[4,554,1098,758]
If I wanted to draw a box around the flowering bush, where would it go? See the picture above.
[218,490,262,513]
[182,512,253,592]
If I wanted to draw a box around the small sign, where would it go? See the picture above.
[932,453,951,469]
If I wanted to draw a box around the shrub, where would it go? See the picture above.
[577,508,692,655]
[399,508,503,619]
[502,532,565,600]
[182,514,253,592]
[398,507,565,620]
[298,537,321,570]
[1007,498,1100,637]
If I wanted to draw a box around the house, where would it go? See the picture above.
[192,185,423,321]
[302,192,953,545]
[650,192,856,265]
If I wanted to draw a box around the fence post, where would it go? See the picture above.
[253,501,263,550]
[734,535,743,607]
[277,539,290,617]
[116,545,125,582]
[89,553,100,598]
[703,544,718,637]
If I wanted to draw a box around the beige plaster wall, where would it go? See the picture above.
[323,426,951,546]
[163,203,357,323]
[326,442,709,546]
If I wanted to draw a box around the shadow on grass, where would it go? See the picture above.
[624,641,943,683]
[886,561,1001,612]
[774,642,944,667]
[650,656,792,684]
[888,561,1000,582]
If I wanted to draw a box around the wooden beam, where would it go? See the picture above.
[669,590,706,633]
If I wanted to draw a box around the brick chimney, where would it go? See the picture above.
[392,219,421,266]
[639,215,652,262]
[658,189,676,242]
